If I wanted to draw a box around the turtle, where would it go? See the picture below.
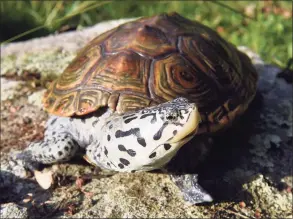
[18,12,258,204]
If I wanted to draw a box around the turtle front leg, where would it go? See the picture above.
[17,132,79,172]
[170,173,213,204]
[164,136,214,204]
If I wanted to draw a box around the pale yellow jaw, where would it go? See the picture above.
[168,106,200,144]
[83,154,98,167]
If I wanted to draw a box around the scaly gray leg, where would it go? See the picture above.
[17,117,80,171]
[170,174,213,204]
[165,136,214,204]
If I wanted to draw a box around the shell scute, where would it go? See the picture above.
[104,24,176,57]
[55,45,102,90]
[87,51,150,95]
[76,90,109,115]
[179,34,243,92]
[43,45,102,116]
[52,92,76,116]
[148,12,207,37]
[116,94,153,114]
[151,53,219,111]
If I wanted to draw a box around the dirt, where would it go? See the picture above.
[1,89,47,153]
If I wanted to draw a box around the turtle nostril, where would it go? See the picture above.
[166,115,175,120]
[166,110,180,121]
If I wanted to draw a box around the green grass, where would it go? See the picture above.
[1,1,292,67]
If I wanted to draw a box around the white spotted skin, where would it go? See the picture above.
[20,97,200,173]
[22,108,113,165]
[44,108,112,148]
[86,97,200,172]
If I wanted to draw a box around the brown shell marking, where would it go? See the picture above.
[116,94,153,114]
[43,45,102,116]
[87,51,150,95]
[104,24,176,57]
[43,12,258,134]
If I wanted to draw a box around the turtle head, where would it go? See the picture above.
[133,97,200,170]
[86,97,201,172]
[146,97,200,146]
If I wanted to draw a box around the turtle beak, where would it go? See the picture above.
[168,105,200,144]
[83,154,98,167]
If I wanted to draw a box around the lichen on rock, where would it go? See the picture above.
[1,48,75,80]
[243,174,292,218]
[0,202,29,219]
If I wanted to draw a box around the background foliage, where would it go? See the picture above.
[1,1,292,67]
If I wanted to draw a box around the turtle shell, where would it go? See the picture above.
[43,12,258,134]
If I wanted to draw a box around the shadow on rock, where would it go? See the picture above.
[165,64,292,204]
[0,170,59,218]
[0,171,37,204]
[166,94,262,204]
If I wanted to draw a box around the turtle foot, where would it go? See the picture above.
[16,150,42,173]
[93,166,117,177]
[170,174,213,204]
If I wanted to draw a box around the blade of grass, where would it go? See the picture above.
[1,1,112,45]
[45,2,64,28]
[210,1,256,21]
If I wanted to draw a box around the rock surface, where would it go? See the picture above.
[1,78,25,101]
[1,18,292,218]
[0,202,29,219]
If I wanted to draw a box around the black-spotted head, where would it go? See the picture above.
[86,97,201,172]
[132,97,201,170]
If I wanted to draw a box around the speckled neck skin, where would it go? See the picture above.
[45,107,112,148]
[86,98,199,172]
[22,97,200,173]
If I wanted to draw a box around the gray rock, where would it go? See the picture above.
[0,151,28,188]
[0,203,28,219]
[0,17,292,218]
[0,78,24,101]
[28,89,46,109]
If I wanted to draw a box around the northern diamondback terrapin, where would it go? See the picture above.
[18,12,258,204]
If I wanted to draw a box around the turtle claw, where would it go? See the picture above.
[170,174,213,204]
[16,151,54,189]
[16,150,42,173]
